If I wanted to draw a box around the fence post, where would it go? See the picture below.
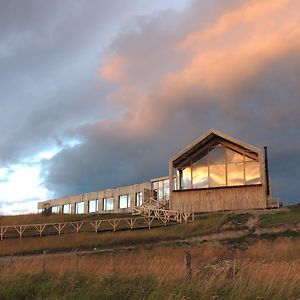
[184,251,192,281]
[10,250,13,269]
[111,252,116,276]
[75,251,79,276]
[145,253,149,277]
[42,250,46,273]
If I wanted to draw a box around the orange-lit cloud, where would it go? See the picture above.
[46,0,300,204]
[100,0,300,111]
[100,55,127,82]
[164,0,300,98]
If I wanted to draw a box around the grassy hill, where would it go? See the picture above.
[0,205,300,299]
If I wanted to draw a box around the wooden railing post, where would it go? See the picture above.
[184,251,192,281]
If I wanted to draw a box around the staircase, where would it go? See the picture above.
[132,189,194,223]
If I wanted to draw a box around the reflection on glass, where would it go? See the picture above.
[174,145,261,190]
[52,206,60,214]
[88,200,98,213]
[245,161,260,184]
[227,149,244,163]
[192,165,208,188]
[119,194,130,208]
[173,176,177,190]
[182,167,192,189]
[245,155,254,162]
[158,181,164,199]
[152,181,159,190]
[135,192,143,206]
[103,197,114,211]
[76,202,84,214]
[209,164,226,187]
[209,145,225,165]
[227,162,244,186]
[163,179,170,198]
[192,153,208,166]
[63,204,71,214]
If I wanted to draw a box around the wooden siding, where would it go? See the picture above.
[170,185,266,213]
[37,182,151,215]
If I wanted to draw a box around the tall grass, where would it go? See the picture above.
[1,238,300,299]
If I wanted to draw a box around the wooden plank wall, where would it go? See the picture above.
[37,182,151,214]
[170,185,266,213]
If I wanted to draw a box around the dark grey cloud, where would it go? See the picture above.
[1,0,299,210]
[1,0,185,165]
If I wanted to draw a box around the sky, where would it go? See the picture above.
[0,0,300,215]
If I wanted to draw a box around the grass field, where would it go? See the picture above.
[0,213,227,256]
[1,206,300,256]
[1,238,300,299]
[1,206,300,299]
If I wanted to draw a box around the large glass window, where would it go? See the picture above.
[209,146,226,187]
[52,206,60,214]
[227,149,244,186]
[245,161,260,184]
[158,181,164,200]
[227,148,244,163]
[103,197,114,211]
[175,144,261,190]
[63,204,71,214]
[88,199,98,213]
[227,162,244,186]
[182,167,192,189]
[152,179,170,200]
[163,179,170,198]
[210,164,226,187]
[210,146,226,164]
[192,154,208,189]
[119,194,130,209]
[135,192,143,206]
[75,201,84,214]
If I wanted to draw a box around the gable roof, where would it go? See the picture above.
[170,128,262,167]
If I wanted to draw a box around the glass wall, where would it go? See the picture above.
[75,201,84,214]
[103,197,114,211]
[135,192,143,206]
[52,206,60,214]
[151,179,170,200]
[176,144,261,190]
[63,203,71,214]
[119,194,130,209]
[88,199,98,213]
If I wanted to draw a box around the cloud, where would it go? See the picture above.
[1,0,300,211]
[42,0,300,206]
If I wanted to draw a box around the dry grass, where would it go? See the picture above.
[0,238,300,299]
[2,238,299,280]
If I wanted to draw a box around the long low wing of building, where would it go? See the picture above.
[38,128,275,214]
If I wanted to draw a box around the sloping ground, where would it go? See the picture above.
[0,205,299,256]
[0,206,300,299]
[0,212,134,226]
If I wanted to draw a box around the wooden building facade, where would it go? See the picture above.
[38,129,273,214]
[169,129,269,212]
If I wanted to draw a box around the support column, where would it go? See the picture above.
[169,161,174,210]
[113,195,118,213]
[71,203,76,214]
[131,193,135,211]
[84,201,89,214]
